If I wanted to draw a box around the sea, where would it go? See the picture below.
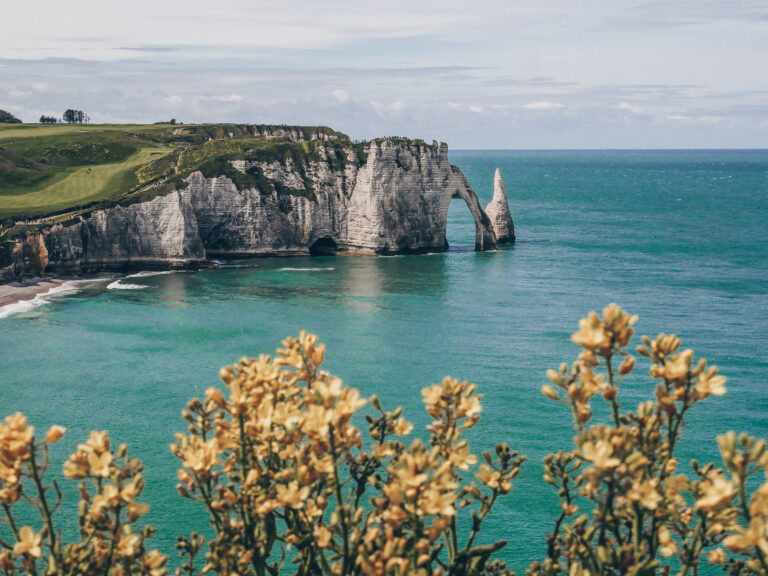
[1,149,766,571]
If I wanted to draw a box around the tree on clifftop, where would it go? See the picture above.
[0,109,22,123]
[63,109,89,124]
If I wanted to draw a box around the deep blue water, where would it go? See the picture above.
[0,150,766,570]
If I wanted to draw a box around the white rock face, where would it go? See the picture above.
[484,168,515,243]
[30,138,507,275]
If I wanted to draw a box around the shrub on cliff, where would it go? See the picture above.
[1,307,768,576]
[0,110,22,124]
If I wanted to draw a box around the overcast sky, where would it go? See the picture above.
[2,0,767,148]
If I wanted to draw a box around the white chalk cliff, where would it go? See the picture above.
[3,137,515,278]
[484,169,515,243]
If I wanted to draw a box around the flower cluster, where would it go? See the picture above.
[172,333,523,576]
[530,304,768,576]
[0,418,166,576]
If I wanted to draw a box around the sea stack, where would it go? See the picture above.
[484,168,515,243]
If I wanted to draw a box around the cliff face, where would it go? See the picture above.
[3,138,514,278]
[43,191,206,273]
[484,169,515,243]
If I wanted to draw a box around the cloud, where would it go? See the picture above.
[332,89,350,104]
[195,94,243,103]
[612,102,645,114]
[469,105,483,113]
[666,114,724,124]
[523,101,564,110]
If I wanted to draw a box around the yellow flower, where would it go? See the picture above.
[419,485,457,516]
[657,525,677,558]
[87,450,113,478]
[629,478,662,510]
[0,413,35,474]
[421,385,444,418]
[448,442,477,471]
[140,549,168,576]
[314,525,333,548]
[723,517,768,554]
[660,349,694,383]
[63,452,90,479]
[176,435,220,478]
[85,430,111,454]
[581,440,620,471]
[276,481,310,509]
[696,473,737,511]
[456,394,482,419]
[13,526,42,558]
[476,464,501,489]
[571,312,610,352]
[116,528,141,558]
[708,548,727,564]
[393,418,413,437]
[695,367,726,400]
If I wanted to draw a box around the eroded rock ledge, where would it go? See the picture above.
[2,138,515,280]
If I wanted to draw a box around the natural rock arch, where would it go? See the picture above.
[445,179,497,251]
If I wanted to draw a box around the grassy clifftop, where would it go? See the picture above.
[0,123,358,229]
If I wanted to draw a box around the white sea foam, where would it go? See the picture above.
[125,270,175,279]
[106,280,148,290]
[279,267,335,272]
[0,280,90,319]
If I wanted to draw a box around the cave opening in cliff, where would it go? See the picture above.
[445,198,477,251]
[309,236,338,256]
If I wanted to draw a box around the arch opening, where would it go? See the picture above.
[309,236,338,256]
[445,196,478,252]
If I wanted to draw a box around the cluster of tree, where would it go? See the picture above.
[63,109,89,124]
[39,115,58,124]
[0,109,22,123]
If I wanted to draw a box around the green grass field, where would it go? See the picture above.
[0,122,354,229]
[0,146,174,217]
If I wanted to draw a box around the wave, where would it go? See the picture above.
[279,267,335,272]
[0,281,89,319]
[106,280,148,290]
[125,270,175,279]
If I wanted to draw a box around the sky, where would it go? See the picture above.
[1,0,767,148]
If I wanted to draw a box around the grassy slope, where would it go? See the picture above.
[0,146,173,217]
[0,123,360,231]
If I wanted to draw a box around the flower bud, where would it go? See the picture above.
[205,387,226,408]
[45,425,65,444]
[541,385,560,400]
[708,548,726,565]
[546,369,564,387]
[619,355,636,375]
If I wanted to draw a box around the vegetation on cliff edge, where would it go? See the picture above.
[0,123,374,232]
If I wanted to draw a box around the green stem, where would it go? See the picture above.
[329,426,350,576]
[677,520,704,576]
[29,445,58,559]
[606,356,620,427]
[102,504,122,576]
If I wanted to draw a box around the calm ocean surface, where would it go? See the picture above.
[1,150,767,570]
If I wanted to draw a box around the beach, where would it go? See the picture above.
[0,277,65,308]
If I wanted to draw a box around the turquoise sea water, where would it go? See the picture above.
[1,150,767,570]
